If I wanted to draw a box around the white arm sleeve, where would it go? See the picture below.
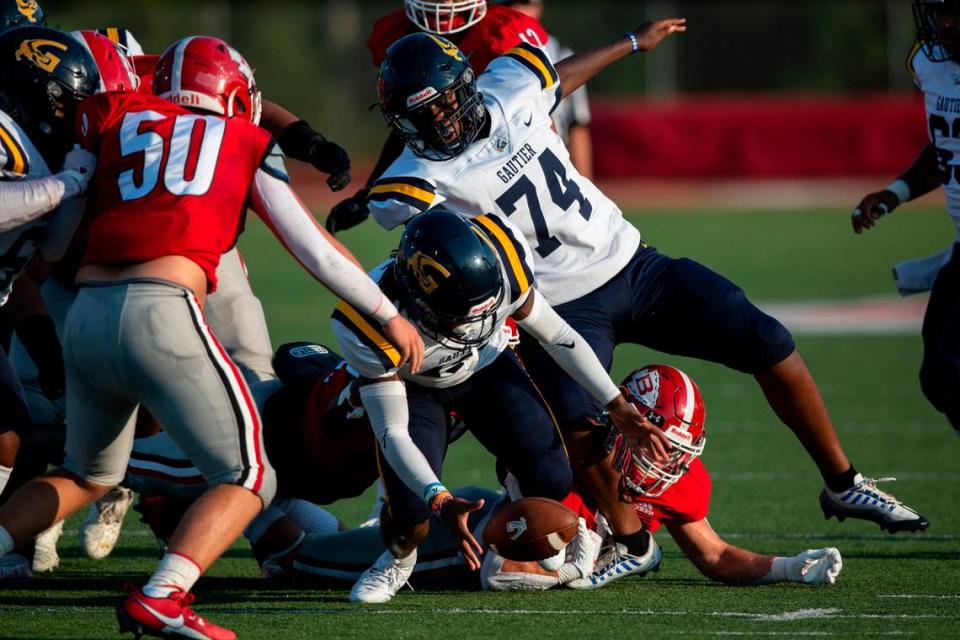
[360,381,444,506]
[0,173,82,235]
[251,168,397,324]
[517,291,620,406]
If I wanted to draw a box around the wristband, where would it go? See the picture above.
[425,483,452,515]
[624,32,640,54]
[885,179,911,206]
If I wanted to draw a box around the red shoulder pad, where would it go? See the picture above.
[367,10,414,67]
[458,5,548,71]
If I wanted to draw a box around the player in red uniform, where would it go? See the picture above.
[0,35,423,640]
[325,0,548,232]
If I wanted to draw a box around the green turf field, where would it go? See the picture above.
[2,207,958,639]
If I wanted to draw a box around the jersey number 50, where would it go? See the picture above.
[117,110,225,201]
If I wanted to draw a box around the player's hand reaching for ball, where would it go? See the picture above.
[631,18,687,52]
[851,190,899,234]
[435,494,486,571]
[605,393,671,462]
[383,314,425,374]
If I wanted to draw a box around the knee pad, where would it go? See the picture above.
[738,307,796,374]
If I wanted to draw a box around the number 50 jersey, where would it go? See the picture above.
[368,42,641,306]
[75,92,280,290]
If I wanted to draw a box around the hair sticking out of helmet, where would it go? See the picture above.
[0,0,45,36]
[914,0,960,62]
[69,30,139,93]
[395,209,504,347]
[153,35,261,124]
[404,0,487,35]
[617,365,706,498]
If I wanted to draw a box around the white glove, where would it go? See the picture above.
[59,147,97,196]
[785,547,843,585]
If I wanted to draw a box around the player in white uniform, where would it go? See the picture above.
[366,22,929,556]
[332,209,667,603]
[853,0,960,437]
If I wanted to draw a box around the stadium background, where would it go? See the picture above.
[3,2,959,639]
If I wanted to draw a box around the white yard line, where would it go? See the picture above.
[878,594,960,599]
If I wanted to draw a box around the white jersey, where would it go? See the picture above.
[910,42,960,236]
[332,213,535,388]
[368,42,640,306]
[0,109,51,305]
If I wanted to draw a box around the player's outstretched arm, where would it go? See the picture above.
[0,147,96,234]
[514,290,671,462]
[852,143,940,234]
[666,519,842,586]
[250,168,424,372]
[555,18,686,101]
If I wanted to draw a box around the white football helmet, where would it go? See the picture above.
[404,0,488,35]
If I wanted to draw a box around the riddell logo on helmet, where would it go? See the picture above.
[406,86,438,108]
[666,425,693,443]
[468,296,497,316]
[168,93,201,106]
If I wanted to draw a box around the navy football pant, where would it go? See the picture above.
[0,347,30,438]
[517,245,796,427]
[919,243,960,431]
[378,349,572,528]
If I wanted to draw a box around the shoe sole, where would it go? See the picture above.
[117,606,183,640]
[819,494,930,533]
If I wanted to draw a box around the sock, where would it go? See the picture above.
[0,524,14,555]
[824,465,859,492]
[0,465,11,495]
[613,529,649,557]
[143,552,202,597]
[393,548,417,568]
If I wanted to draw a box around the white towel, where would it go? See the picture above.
[893,245,955,296]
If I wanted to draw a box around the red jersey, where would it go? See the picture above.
[367,4,548,72]
[75,92,273,290]
[562,458,712,534]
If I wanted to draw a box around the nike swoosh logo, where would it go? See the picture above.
[137,599,184,629]
[523,116,533,126]
[557,341,575,349]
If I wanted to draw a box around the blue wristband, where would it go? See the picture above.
[423,482,449,506]
[624,32,640,54]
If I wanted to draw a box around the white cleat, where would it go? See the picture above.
[33,519,64,573]
[349,550,414,604]
[0,553,32,580]
[819,474,929,533]
[79,486,134,560]
[567,530,661,590]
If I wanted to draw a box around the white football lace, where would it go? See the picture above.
[366,563,413,592]
[858,476,900,505]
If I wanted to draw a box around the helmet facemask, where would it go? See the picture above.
[404,0,488,35]
[622,416,706,498]
[914,0,960,62]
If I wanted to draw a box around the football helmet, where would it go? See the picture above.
[70,30,139,93]
[617,365,706,498]
[378,32,485,161]
[0,0,45,35]
[395,208,504,347]
[914,0,960,62]
[405,0,487,35]
[153,35,261,124]
[0,25,99,162]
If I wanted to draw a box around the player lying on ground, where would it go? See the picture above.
[363,24,929,551]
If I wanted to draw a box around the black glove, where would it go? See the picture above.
[277,120,351,192]
[326,188,370,233]
[16,314,65,400]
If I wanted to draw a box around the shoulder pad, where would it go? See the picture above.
[472,213,534,303]
[259,141,290,183]
[502,42,558,91]
[368,175,437,212]
[332,299,402,377]
[0,117,30,179]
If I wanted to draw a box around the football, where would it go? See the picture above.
[484,497,579,562]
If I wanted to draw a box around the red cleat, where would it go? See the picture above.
[117,587,236,640]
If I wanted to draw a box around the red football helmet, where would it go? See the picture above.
[618,364,707,498]
[70,30,139,93]
[152,36,261,124]
[405,0,487,35]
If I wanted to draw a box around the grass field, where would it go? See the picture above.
[2,206,959,639]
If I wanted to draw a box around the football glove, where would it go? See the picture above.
[326,188,370,233]
[278,120,351,192]
[785,547,843,585]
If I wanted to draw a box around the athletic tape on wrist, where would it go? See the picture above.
[885,179,911,206]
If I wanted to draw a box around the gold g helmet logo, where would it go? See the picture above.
[408,251,451,295]
[15,38,68,73]
[427,34,464,61]
[16,0,40,23]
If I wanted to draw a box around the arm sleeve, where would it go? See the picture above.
[360,380,445,505]
[251,167,397,324]
[516,291,620,406]
[0,175,82,234]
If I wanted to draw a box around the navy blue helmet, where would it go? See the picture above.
[914,0,960,62]
[0,0,45,36]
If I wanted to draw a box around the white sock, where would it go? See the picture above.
[0,464,12,496]
[143,552,202,597]
[394,548,417,568]
[0,524,14,556]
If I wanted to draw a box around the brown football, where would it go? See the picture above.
[484,497,579,561]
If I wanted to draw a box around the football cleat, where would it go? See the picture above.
[33,519,64,573]
[566,531,661,589]
[349,550,414,604]
[0,553,32,580]
[80,486,135,560]
[117,587,236,640]
[819,475,929,533]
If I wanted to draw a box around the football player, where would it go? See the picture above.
[851,0,960,439]
[0,35,423,640]
[331,209,669,603]
[0,0,43,33]
[365,24,929,559]
[325,0,548,233]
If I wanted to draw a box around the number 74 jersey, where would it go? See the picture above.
[368,43,641,306]
[75,92,278,290]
